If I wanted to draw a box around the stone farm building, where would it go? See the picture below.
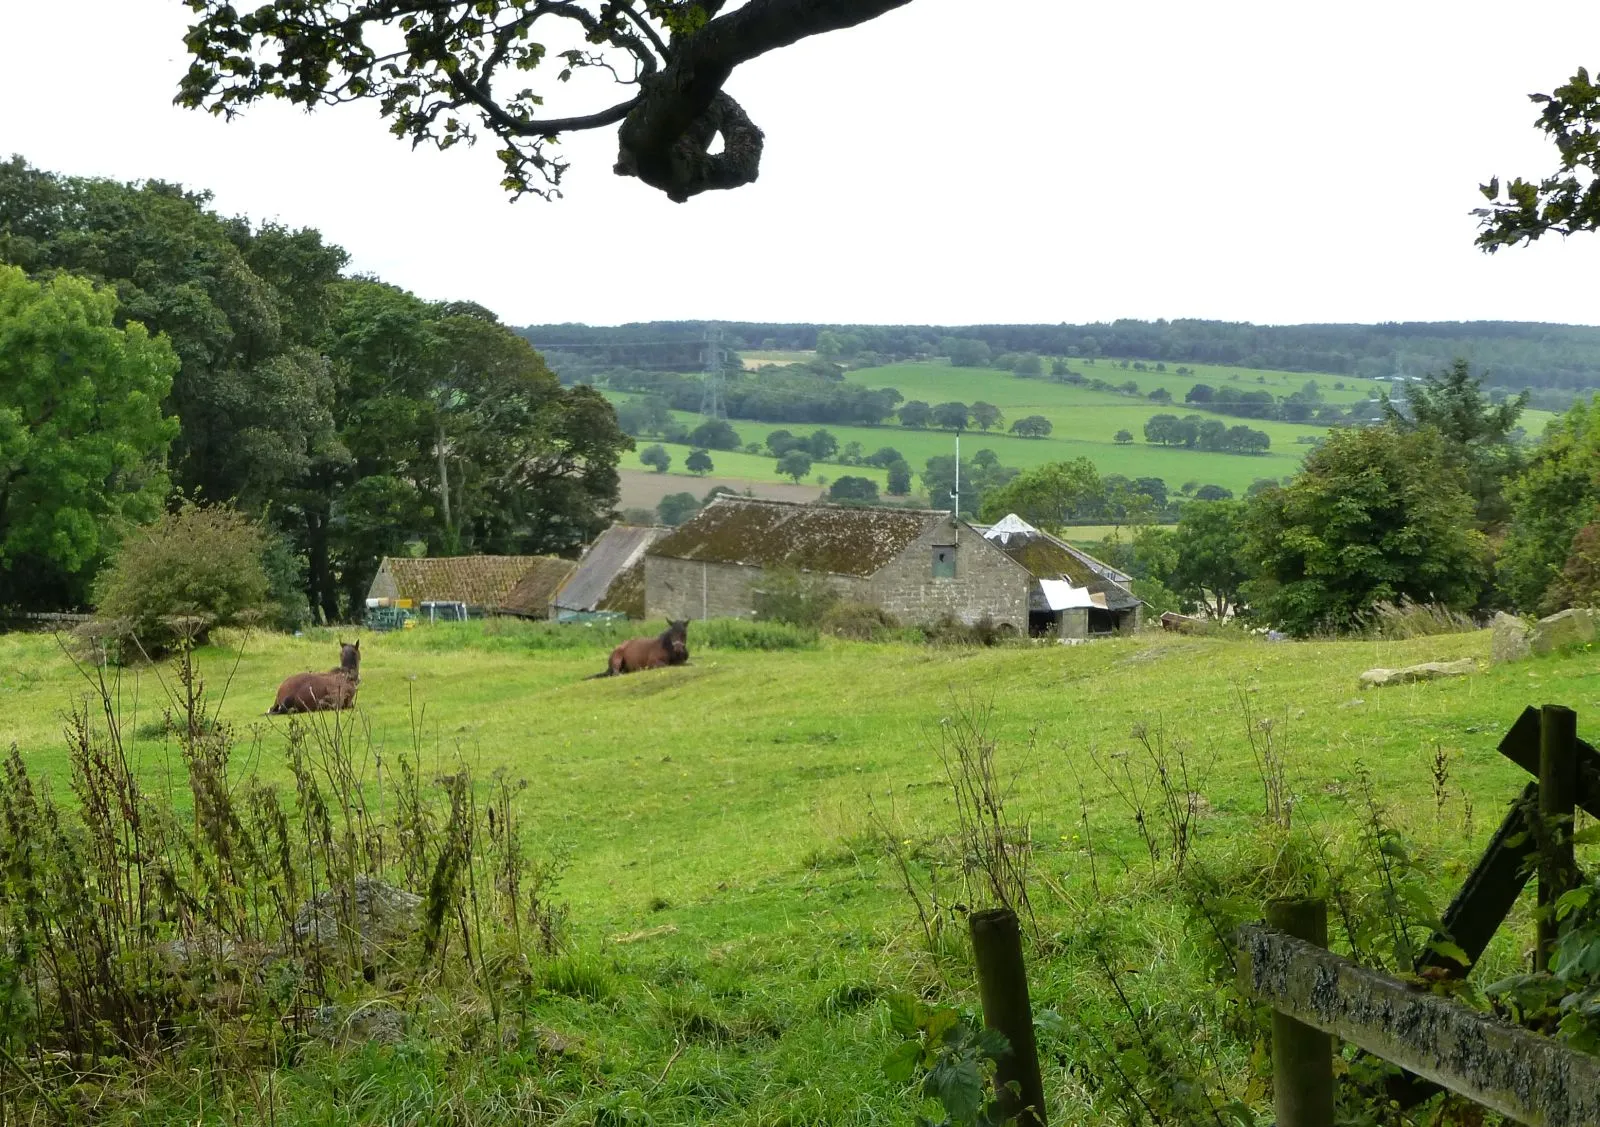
[549,524,667,620]
[644,497,1141,637]
[367,555,577,619]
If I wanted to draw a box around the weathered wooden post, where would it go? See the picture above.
[969,907,1047,1127]
[1265,898,1333,1127]
[1537,704,1579,972]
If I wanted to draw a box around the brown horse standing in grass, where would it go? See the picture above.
[588,620,689,679]
[268,641,361,714]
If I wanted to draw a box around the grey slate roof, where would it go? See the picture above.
[552,525,668,612]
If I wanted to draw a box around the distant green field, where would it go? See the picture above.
[611,359,1557,502]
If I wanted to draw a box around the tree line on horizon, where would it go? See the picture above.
[521,318,1600,400]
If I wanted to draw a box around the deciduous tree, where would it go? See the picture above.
[1242,428,1487,635]
[0,267,179,607]
[178,0,917,203]
[685,448,714,475]
[640,444,672,473]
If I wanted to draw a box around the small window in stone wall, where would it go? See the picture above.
[932,546,956,579]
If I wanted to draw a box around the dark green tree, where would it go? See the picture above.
[657,492,700,526]
[828,476,879,504]
[898,401,933,428]
[1381,358,1526,527]
[640,444,672,473]
[178,0,915,202]
[933,402,970,430]
[1167,500,1249,618]
[978,459,1101,527]
[777,450,813,482]
[1242,428,1488,635]
[1114,429,1134,444]
[0,267,179,608]
[886,460,912,496]
[1008,415,1053,438]
[970,402,1003,431]
[685,449,714,475]
[807,429,839,460]
[1475,68,1600,250]
[1500,396,1600,611]
[689,418,741,451]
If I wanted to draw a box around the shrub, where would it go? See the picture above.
[821,601,901,641]
[93,501,273,652]
[921,614,1015,647]
[751,568,840,627]
[697,618,819,650]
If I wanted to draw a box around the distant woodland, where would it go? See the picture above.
[522,320,1600,408]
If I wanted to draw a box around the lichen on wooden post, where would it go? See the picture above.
[968,907,1047,1127]
[1537,704,1579,972]
[1264,898,1333,1127]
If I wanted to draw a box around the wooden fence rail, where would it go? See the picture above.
[1238,922,1600,1127]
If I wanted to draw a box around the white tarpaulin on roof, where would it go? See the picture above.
[1037,579,1107,611]
[983,513,1038,545]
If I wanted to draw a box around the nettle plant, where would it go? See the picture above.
[883,994,1017,1127]
[1487,864,1600,1048]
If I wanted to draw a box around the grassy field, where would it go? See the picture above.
[4,621,1596,1123]
[612,359,1558,505]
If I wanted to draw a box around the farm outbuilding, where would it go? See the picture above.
[974,515,1142,638]
[549,524,668,620]
[367,555,577,620]
[642,497,1141,637]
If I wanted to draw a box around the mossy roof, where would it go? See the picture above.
[374,555,575,614]
[501,558,580,616]
[650,498,945,578]
[596,558,646,618]
[979,521,1141,611]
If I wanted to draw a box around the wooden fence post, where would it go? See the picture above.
[968,907,1047,1127]
[1537,704,1579,972]
[1265,898,1333,1127]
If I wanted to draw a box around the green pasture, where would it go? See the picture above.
[3,624,1584,936]
[5,622,1597,1123]
[614,360,1559,500]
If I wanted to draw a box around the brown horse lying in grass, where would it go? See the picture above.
[268,640,361,714]
[587,620,689,679]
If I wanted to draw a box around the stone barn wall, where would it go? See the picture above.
[645,556,868,620]
[865,519,1029,630]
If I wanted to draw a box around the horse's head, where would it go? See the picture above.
[339,639,361,674]
[664,619,689,662]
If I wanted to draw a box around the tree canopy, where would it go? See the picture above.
[0,267,179,607]
[177,0,914,202]
[1476,68,1600,251]
[0,159,630,618]
[1241,428,1487,635]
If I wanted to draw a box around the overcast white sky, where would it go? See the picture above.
[1,0,1597,327]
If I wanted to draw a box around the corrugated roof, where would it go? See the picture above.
[501,558,579,616]
[373,555,572,612]
[553,525,667,612]
[979,517,1140,611]
[649,498,945,578]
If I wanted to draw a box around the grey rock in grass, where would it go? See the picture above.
[1358,659,1477,688]
[293,874,422,954]
[1491,612,1535,664]
[1529,607,1600,657]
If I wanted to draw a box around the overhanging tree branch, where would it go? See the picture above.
[177,0,916,201]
